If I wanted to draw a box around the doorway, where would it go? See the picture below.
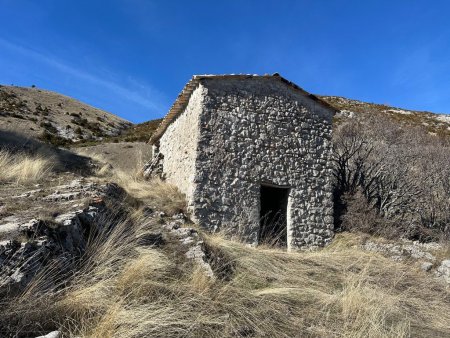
[259,184,289,247]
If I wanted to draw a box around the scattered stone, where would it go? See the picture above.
[362,240,440,262]
[143,152,164,179]
[0,240,10,247]
[18,218,40,232]
[172,213,187,221]
[421,262,433,272]
[35,330,61,338]
[161,216,215,279]
[181,237,195,245]
[166,220,182,230]
[43,191,82,201]
[0,180,127,296]
[0,217,22,236]
[11,188,43,199]
[186,243,215,279]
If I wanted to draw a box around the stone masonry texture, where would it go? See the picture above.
[148,75,334,250]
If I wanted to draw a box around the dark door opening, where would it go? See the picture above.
[259,185,289,247]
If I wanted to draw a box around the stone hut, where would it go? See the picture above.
[145,74,335,250]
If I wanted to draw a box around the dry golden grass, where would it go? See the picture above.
[3,150,449,337]
[0,149,53,184]
[74,147,186,215]
[5,219,449,337]
[84,232,449,337]
[113,172,186,215]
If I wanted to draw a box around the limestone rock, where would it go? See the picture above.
[163,218,215,279]
[362,240,440,262]
[35,330,61,338]
[0,180,127,296]
[421,262,433,272]
[436,260,450,283]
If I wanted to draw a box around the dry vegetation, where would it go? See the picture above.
[333,115,450,241]
[2,212,450,337]
[0,85,132,147]
[2,93,450,336]
[112,172,186,215]
[321,95,450,139]
[0,149,53,184]
[74,147,185,215]
[0,144,449,337]
[73,119,163,148]
[1,149,449,337]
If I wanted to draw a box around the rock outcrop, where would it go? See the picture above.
[362,239,450,284]
[0,179,128,296]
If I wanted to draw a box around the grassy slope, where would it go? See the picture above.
[88,230,450,337]
[5,216,449,337]
[2,83,449,147]
[2,92,450,337]
[321,95,450,139]
[0,149,53,185]
[0,85,132,146]
[1,152,449,337]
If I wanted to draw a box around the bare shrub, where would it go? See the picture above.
[340,190,400,239]
[333,115,450,240]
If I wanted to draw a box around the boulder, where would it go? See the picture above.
[436,260,450,283]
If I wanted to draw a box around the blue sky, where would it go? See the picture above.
[1,0,450,123]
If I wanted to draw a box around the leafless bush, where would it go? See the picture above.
[333,115,450,240]
[341,190,407,239]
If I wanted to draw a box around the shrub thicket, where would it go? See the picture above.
[333,115,450,241]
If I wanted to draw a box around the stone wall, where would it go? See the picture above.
[157,85,205,209]
[191,77,334,249]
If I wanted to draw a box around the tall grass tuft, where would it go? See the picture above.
[74,147,186,215]
[0,149,53,184]
[114,172,186,215]
[3,226,450,337]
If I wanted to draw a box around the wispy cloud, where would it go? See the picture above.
[0,37,167,114]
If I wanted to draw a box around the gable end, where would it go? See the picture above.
[149,74,337,145]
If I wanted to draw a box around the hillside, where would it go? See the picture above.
[2,84,449,148]
[1,145,449,337]
[321,95,450,138]
[0,85,132,145]
[0,89,449,337]
[75,118,162,146]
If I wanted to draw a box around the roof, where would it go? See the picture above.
[149,73,337,144]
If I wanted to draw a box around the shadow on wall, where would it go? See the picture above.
[0,130,94,176]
